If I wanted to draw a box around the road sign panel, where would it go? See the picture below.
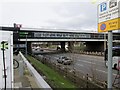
[100,2,107,12]
[100,23,106,30]
[98,0,120,32]
[98,17,120,32]
[98,0,119,23]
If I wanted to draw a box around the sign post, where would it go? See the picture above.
[108,31,113,89]
[98,0,120,89]
[19,32,28,56]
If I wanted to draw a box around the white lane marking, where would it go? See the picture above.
[76,63,84,67]
[96,69,117,76]
[93,59,104,63]
[75,55,104,63]
[96,69,107,74]
[76,57,104,63]
[78,60,96,64]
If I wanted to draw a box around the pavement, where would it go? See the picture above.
[14,55,39,89]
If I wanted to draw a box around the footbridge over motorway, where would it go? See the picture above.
[1,27,120,53]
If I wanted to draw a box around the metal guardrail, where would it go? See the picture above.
[19,51,52,89]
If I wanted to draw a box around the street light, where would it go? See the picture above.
[25,34,27,56]
[20,32,28,56]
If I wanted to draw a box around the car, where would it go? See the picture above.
[57,56,73,65]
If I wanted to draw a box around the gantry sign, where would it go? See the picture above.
[98,0,120,32]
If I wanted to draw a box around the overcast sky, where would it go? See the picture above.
[0,0,105,32]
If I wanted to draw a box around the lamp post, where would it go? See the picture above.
[25,34,27,57]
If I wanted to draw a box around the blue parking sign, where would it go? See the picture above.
[100,2,107,12]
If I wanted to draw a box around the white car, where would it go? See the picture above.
[57,56,73,65]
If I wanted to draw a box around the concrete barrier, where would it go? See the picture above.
[19,52,52,90]
[79,51,104,56]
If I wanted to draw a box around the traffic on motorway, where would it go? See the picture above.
[32,46,120,88]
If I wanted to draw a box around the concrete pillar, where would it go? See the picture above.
[68,42,74,52]
[85,41,104,52]
[60,42,65,52]
[27,41,32,54]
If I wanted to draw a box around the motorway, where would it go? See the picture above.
[33,49,118,84]
[42,53,118,83]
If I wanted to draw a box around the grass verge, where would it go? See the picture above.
[27,55,77,88]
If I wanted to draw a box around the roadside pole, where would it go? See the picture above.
[108,31,113,89]
[25,34,27,56]
[98,0,120,89]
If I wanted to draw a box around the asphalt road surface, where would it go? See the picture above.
[39,53,119,84]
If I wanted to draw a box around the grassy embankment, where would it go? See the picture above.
[27,55,77,88]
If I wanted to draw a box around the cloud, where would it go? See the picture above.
[1,1,99,32]
[1,0,95,3]
[46,2,98,31]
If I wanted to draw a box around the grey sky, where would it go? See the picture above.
[0,0,105,32]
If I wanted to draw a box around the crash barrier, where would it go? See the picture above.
[19,52,52,89]
[74,50,104,56]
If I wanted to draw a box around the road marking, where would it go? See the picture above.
[76,63,84,67]
[91,59,104,63]
[96,69,107,74]
[96,69,117,76]
[77,55,104,63]
[78,60,96,64]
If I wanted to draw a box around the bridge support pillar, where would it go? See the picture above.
[68,41,74,52]
[60,42,66,52]
[27,41,32,54]
[85,41,104,52]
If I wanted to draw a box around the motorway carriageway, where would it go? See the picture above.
[38,53,118,83]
